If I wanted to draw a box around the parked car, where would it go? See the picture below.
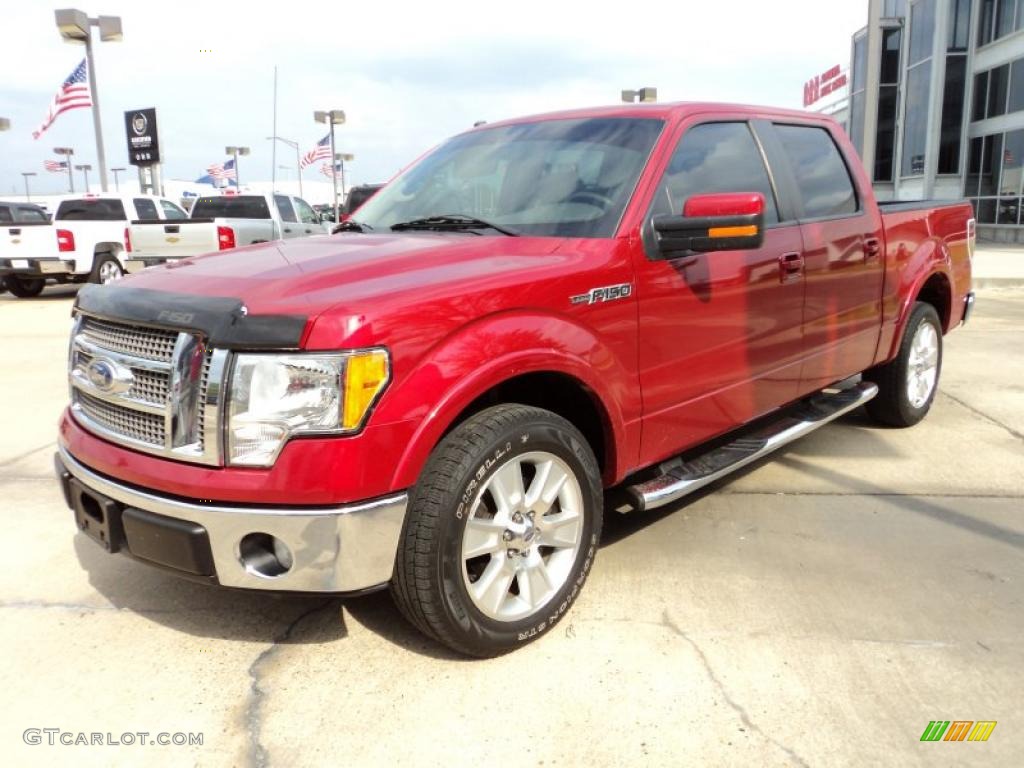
[125,193,329,272]
[344,184,384,215]
[56,102,974,657]
[1,194,188,298]
[0,201,56,296]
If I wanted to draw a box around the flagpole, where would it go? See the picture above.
[271,66,277,193]
[83,37,109,193]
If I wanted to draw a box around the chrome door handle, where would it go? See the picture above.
[778,252,804,283]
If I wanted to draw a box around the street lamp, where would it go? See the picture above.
[225,145,250,188]
[54,146,75,193]
[621,87,658,103]
[0,118,10,131]
[110,166,126,191]
[314,109,346,220]
[54,9,123,194]
[335,152,354,200]
[75,163,93,191]
[21,172,37,201]
[266,136,303,199]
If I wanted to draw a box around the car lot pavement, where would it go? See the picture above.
[1,282,1021,767]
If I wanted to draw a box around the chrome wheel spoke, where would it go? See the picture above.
[489,460,526,516]
[518,556,554,609]
[906,321,940,408]
[462,518,506,559]
[538,510,582,548]
[471,554,515,615]
[525,459,569,516]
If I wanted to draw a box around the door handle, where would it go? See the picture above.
[284,227,292,234]
[778,252,804,283]
[864,238,881,260]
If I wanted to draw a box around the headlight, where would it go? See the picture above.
[227,349,390,466]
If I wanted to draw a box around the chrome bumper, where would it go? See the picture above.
[0,257,74,276]
[57,445,408,593]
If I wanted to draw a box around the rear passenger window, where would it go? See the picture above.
[651,122,780,224]
[774,125,858,218]
[134,198,158,219]
[160,200,187,220]
[274,195,297,223]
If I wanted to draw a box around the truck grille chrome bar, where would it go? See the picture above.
[69,315,229,466]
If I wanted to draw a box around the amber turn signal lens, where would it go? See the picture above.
[342,350,390,430]
[708,225,759,239]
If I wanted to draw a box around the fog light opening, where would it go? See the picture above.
[238,533,294,578]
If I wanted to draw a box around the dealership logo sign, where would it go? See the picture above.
[804,64,848,108]
[132,112,148,136]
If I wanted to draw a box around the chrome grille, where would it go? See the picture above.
[69,315,229,466]
[79,317,179,361]
[77,391,165,446]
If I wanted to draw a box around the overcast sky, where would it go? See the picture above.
[0,0,868,196]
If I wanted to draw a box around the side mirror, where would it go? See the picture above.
[651,192,765,259]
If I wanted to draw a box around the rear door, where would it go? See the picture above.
[632,119,806,465]
[765,122,885,391]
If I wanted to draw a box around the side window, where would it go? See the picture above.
[293,198,319,224]
[18,207,48,222]
[0,207,11,222]
[160,200,187,220]
[133,198,159,220]
[274,194,297,223]
[651,122,780,224]
[774,125,858,218]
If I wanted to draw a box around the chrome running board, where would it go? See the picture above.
[624,382,878,513]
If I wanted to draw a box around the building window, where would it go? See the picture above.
[939,57,968,173]
[909,0,936,65]
[876,27,903,181]
[978,0,1021,46]
[850,33,868,157]
[1011,58,1024,111]
[988,63,1010,117]
[884,0,908,16]
[949,0,973,50]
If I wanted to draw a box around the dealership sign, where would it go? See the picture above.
[803,65,848,108]
[124,108,161,165]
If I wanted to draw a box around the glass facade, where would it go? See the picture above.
[978,0,1024,47]
[902,0,936,177]
[973,54,1024,120]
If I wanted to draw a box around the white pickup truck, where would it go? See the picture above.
[0,202,59,297]
[1,194,188,298]
[125,192,329,272]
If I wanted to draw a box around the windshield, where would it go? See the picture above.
[355,117,664,238]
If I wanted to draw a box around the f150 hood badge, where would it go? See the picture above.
[571,283,633,306]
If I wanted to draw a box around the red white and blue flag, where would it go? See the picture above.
[206,158,236,181]
[301,134,332,168]
[319,161,341,178]
[33,59,92,140]
[44,160,69,172]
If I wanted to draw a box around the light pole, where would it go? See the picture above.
[75,163,93,191]
[314,109,346,221]
[225,145,250,188]
[54,10,123,193]
[54,146,75,193]
[335,152,354,200]
[621,87,658,103]
[110,166,125,191]
[21,172,37,201]
[266,136,303,199]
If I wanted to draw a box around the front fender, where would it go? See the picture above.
[379,310,638,491]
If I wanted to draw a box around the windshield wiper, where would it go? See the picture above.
[390,214,519,236]
[332,219,372,233]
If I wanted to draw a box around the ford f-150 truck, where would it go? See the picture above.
[125,193,330,272]
[55,103,974,657]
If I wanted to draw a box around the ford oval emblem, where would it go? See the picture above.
[86,358,134,395]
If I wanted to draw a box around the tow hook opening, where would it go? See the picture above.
[238,533,294,578]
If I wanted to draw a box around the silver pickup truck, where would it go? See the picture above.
[125,192,329,272]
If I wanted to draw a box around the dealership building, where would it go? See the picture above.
[847,0,1024,240]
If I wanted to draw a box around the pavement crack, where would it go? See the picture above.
[245,601,334,768]
[0,442,55,468]
[661,610,811,768]
[941,392,1024,443]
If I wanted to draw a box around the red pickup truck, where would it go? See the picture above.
[56,103,974,656]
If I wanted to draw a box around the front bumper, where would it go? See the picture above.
[55,445,408,593]
[0,257,75,278]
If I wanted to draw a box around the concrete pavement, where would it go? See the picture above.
[0,284,1021,767]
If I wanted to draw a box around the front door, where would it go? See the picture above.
[274,194,302,239]
[632,120,806,467]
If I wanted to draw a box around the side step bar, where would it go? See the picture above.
[624,382,878,513]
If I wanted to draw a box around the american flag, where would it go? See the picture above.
[319,161,341,178]
[44,160,69,172]
[301,134,332,168]
[206,158,236,181]
[32,59,92,140]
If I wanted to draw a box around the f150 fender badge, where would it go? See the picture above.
[571,283,633,306]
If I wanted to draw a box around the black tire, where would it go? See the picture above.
[865,302,943,427]
[390,404,603,657]
[4,275,45,298]
[89,253,123,285]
